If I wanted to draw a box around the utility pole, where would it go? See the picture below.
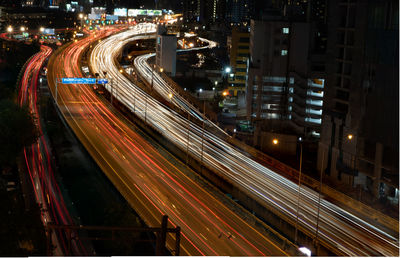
[55,79,58,104]
[200,101,205,174]
[294,141,303,243]
[315,150,325,245]
[155,215,168,255]
[186,112,191,164]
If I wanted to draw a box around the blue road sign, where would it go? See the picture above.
[97,79,109,84]
[62,78,96,84]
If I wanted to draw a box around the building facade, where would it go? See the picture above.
[156,26,177,76]
[246,16,325,146]
[318,0,399,201]
[227,26,249,96]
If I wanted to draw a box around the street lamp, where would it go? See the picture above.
[160,67,164,73]
[272,136,304,243]
[346,133,356,187]
[294,136,303,243]
[168,93,173,99]
[7,26,13,33]
[39,27,45,33]
[79,13,84,30]
[224,66,231,73]
[151,64,156,90]
[314,147,325,248]
[20,26,25,32]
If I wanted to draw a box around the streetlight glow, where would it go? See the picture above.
[20,26,25,32]
[272,139,279,145]
[79,13,84,19]
[168,93,173,99]
[225,67,231,73]
[7,26,13,33]
[160,68,164,73]
[347,134,353,140]
[299,247,311,257]
[39,27,45,32]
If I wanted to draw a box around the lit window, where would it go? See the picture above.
[282,27,289,34]
[281,50,288,56]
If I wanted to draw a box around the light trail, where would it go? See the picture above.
[18,45,87,255]
[48,24,288,256]
[90,24,399,256]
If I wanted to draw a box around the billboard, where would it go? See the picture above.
[106,14,118,21]
[43,28,55,35]
[128,9,139,17]
[127,9,162,17]
[147,10,162,16]
[88,13,101,20]
[114,8,127,17]
[91,7,106,15]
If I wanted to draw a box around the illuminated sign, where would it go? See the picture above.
[128,9,139,17]
[91,7,106,15]
[127,9,162,17]
[88,14,100,20]
[114,8,127,16]
[43,28,55,35]
[97,79,108,84]
[153,10,162,16]
[106,14,118,21]
[62,78,96,84]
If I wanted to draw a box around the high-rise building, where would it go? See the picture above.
[156,25,177,76]
[225,0,254,25]
[246,13,325,148]
[318,0,399,200]
[227,26,249,96]
[182,0,202,22]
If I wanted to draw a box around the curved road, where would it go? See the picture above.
[47,25,289,256]
[89,25,399,256]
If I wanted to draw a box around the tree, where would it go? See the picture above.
[0,99,38,168]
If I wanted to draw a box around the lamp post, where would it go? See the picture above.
[7,26,12,36]
[346,134,356,187]
[314,148,325,248]
[294,137,303,243]
[272,136,304,243]
[79,13,84,30]
[200,100,206,174]
[151,64,156,91]
[186,112,191,164]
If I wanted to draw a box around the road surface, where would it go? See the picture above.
[47,25,290,256]
[89,25,399,256]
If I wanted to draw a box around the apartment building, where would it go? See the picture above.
[246,14,325,147]
[318,0,398,201]
[227,26,249,96]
